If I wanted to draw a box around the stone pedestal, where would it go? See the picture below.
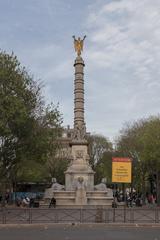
[75,189,87,205]
[65,142,95,191]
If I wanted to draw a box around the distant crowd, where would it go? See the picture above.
[0,192,57,208]
[0,190,158,208]
[115,190,157,207]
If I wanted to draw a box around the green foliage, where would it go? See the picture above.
[116,116,160,197]
[0,51,63,186]
[95,151,112,184]
[117,116,160,173]
[88,134,112,168]
[46,154,69,184]
[88,134,113,183]
[0,51,38,180]
[17,161,49,182]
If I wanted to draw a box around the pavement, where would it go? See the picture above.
[0,224,160,240]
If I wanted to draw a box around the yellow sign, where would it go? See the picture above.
[112,158,132,183]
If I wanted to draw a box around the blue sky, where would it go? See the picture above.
[1,0,160,141]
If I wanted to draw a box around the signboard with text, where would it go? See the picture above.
[112,158,132,183]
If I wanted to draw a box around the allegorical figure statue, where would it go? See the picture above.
[72,35,86,56]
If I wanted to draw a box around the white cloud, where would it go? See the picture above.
[82,0,160,139]
[86,0,160,72]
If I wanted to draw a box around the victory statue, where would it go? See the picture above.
[72,35,86,56]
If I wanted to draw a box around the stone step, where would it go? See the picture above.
[53,196,75,199]
[87,197,113,200]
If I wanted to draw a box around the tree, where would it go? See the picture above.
[138,117,160,204]
[42,105,69,184]
[87,134,112,183]
[0,51,62,193]
[116,120,148,193]
[116,116,160,204]
[16,103,63,183]
[46,147,70,184]
[0,51,38,184]
[95,151,113,184]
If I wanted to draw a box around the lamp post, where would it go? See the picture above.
[130,153,139,200]
[156,170,160,206]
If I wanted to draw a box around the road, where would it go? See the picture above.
[0,224,160,240]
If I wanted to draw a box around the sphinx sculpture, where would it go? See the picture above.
[94,178,107,191]
[51,178,65,191]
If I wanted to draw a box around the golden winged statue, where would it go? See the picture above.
[72,35,86,56]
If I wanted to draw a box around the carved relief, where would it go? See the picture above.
[73,123,86,141]
[75,176,87,190]
[75,150,84,159]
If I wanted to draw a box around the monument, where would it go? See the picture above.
[44,36,113,206]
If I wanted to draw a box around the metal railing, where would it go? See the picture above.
[0,207,159,224]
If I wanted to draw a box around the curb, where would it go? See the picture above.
[0,223,160,228]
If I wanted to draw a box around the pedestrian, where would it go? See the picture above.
[5,192,10,204]
[22,197,30,207]
[15,198,21,207]
[29,198,35,208]
[49,197,56,208]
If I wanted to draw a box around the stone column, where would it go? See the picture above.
[65,56,95,192]
[74,56,85,130]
